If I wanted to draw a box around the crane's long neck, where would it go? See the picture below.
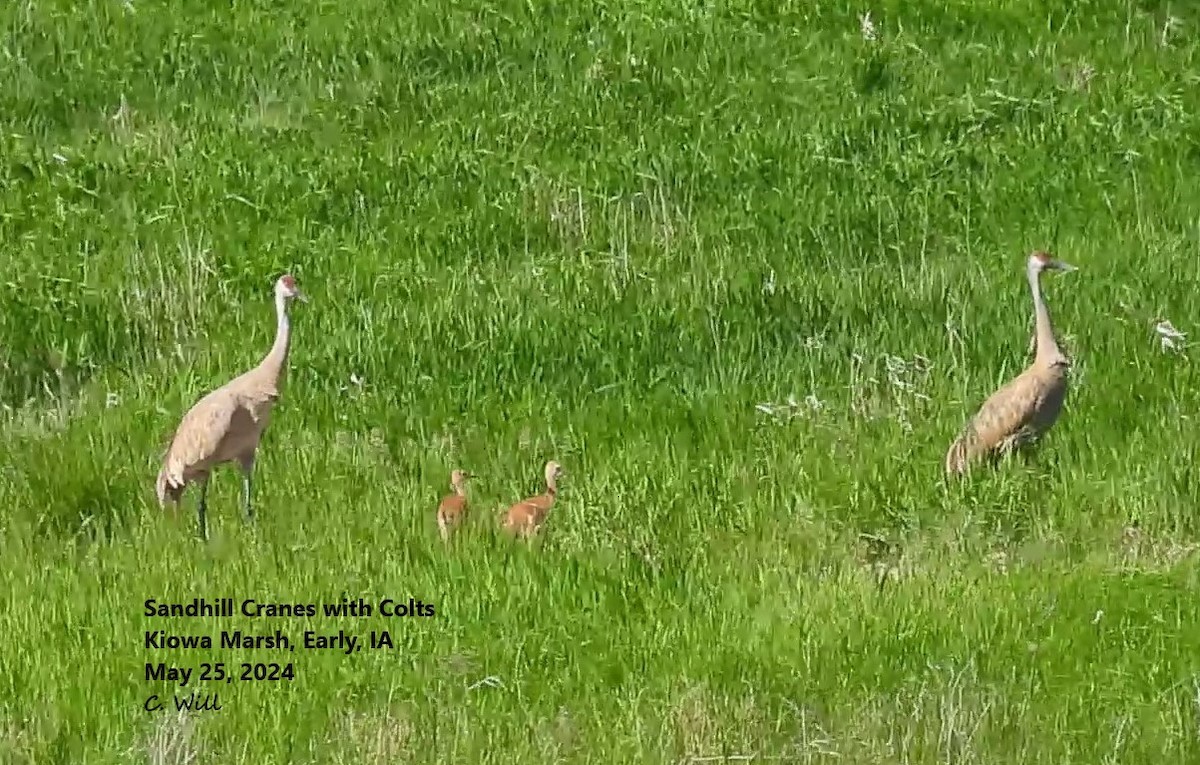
[257,291,292,385]
[1028,265,1063,366]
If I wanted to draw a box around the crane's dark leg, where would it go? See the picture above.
[239,452,256,524]
[196,476,210,541]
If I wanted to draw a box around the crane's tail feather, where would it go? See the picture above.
[155,466,184,507]
[944,435,971,477]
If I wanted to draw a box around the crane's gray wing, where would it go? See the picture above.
[159,391,237,487]
[956,372,1053,455]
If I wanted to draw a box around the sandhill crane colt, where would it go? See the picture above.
[945,251,1077,476]
[503,460,564,539]
[436,469,473,542]
[155,274,308,540]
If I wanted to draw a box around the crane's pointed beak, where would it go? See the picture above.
[1050,259,1077,273]
[295,290,310,303]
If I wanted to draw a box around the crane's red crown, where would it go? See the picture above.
[1030,250,1053,264]
[279,274,297,289]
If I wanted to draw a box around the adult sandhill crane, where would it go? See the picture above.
[155,274,308,540]
[436,469,473,542]
[945,251,1077,476]
[503,460,564,539]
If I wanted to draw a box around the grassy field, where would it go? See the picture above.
[1,0,1199,761]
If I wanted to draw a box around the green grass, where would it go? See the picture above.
[1,0,1199,761]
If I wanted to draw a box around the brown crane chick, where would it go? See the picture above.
[436,469,474,542]
[155,274,308,540]
[503,460,564,539]
[945,251,1077,477]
